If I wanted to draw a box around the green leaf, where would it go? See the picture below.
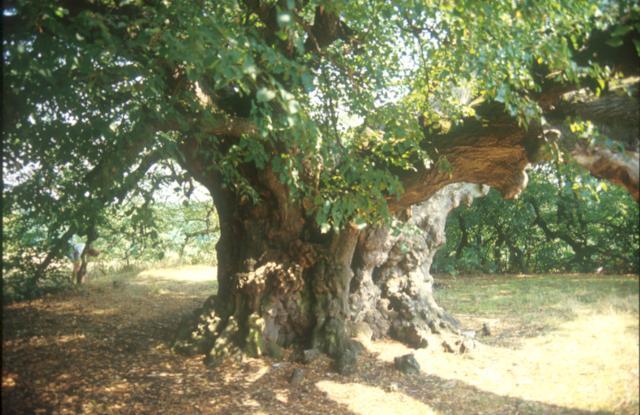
[611,25,632,38]
[256,88,276,103]
[54,7,68,18]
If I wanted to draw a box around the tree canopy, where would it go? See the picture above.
[4,1,638,258]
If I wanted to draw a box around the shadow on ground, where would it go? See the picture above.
[2,267,638,414]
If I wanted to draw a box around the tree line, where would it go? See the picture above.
[434,163,639,275]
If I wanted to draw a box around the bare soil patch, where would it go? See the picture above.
[2,268,638,414]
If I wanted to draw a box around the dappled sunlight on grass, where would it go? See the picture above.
[435,274,639,346]
[316,380,440,415]
[4,269,637,414]
[122,265,219,297]
[367,307,639,413]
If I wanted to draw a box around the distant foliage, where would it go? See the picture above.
[433,164,639,275]
[97,199,220,268]
[2,198,219,302]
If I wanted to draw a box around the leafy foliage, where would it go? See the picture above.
[3,0,638,291]
[433,164,639,275]
[2,194,219,301]
[97,199,220,268]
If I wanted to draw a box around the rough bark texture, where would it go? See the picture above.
[173,139,361,373]
[350,183,489,348]
[171,83,639,368]
[393,114,536,212]
[174,179,489,367]
[572,146,639,202]
[549,81,640,201]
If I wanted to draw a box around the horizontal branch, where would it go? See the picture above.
[394,85,639,212]
[391,102,537,212]
[550,81,639,200]
[202,116,257,137]
[572,147,639,201]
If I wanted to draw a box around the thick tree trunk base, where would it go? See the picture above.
[174,183,489,371]
[350,183,489,349]
[173,236,361,374]
[173,261,314,360]
[350,248,463,350]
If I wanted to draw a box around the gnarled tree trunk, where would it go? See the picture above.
[350,183,489,349]
[171,72,638,373]
[175,179,490,370]
[173,141,362,372]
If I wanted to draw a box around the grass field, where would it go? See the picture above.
[435,273,639,346]
[417,273,640,413]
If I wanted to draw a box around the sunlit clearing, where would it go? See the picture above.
[316,381,440,415]
[367,309,639,412]
[136,265,216,282]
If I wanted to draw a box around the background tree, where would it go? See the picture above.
[96,197,219,268]
[3,159,219,299]
[433,164,640,275]
[4,0,639,372]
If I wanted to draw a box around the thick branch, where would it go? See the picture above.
[393,116,536,212]
[395,77,639,212]
[572,147,639,201]
[549,82,640,200]
[303,5,353,52]
[201,116,257,138]
[393,23,640,208]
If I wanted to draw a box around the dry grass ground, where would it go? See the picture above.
[2,267,638,414]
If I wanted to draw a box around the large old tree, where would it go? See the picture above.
[4,0,639,372]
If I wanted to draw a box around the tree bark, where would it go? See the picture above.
[175,181,489,367]
[171,82,639,369]
[173,139,362,373]
[350,183,489,349]
[170,40,639,371]
[76,223,99,285]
